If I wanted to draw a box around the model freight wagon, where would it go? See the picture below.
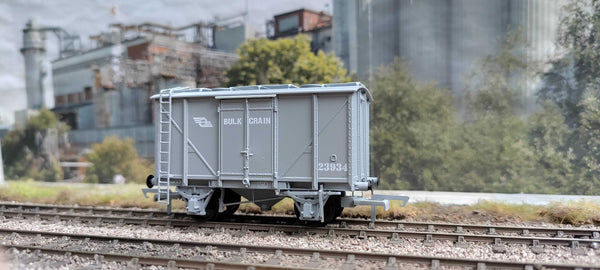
[143,82,408,224]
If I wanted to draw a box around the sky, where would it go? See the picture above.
[0,0,331,125]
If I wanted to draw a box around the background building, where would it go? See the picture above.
[21,20,246,157]
[333,0,565,110]
[267,8,333,53]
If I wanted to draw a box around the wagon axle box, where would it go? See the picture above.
[142,82,408,224]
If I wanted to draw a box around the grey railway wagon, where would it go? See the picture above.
[144,82,408,223]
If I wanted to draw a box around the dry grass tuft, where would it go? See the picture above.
[539,200,600,225]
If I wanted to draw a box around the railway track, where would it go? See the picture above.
[0,202,598,255]
[0,228,596,269]
[2,202,598,237]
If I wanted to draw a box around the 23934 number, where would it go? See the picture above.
[318,162,348,172]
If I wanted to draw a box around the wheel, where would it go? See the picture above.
[323,196,342,224]
[216,189,241,220]
[293,202,301,218]
[336,206,345,218]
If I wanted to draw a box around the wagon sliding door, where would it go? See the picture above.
[219,97,275,185]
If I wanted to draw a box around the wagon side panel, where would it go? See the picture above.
[277,96,313,188]
[317,94,350,189]
[169,99,184,180]
[187,98,219,182]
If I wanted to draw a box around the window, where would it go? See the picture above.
[278,15,299,33]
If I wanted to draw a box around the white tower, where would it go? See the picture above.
[20,19,51,110]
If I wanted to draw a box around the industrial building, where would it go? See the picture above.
[21,19,246,157]
[267,8,333,53]
[333,0,565,111]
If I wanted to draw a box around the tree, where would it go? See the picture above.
[370,58,456,190]
[527,103,574,193]
[1,110,66,181]
[455,29,544,193]
[539,0,600,127]
[571,85,600,194]
[84,136,153,184]
[225,35,350,86]
[535,0,600,194]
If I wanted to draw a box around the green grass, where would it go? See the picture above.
[1,181,598,225]
[469,200,600,225]
[0,180,172,209]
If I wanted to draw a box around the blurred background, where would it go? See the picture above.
[1,0,599,195]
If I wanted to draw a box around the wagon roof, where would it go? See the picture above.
[150,82,373,101]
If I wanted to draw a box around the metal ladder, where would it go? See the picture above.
[157,88,173,204]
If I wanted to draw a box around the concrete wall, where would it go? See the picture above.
[333,0,565,108]
[68,125,154,157]
[53,68,95,96]
[76,104,94,130]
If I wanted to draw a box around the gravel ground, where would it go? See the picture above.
[0,218,599,269]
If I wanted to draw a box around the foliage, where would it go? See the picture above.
[368,26,600,194]
[526,103,575,193]
[453,29,545,193]
[225,35,350,86]
[533,0,600,194]
[570,85,600,194]
[84,136,153,184]
[539,0,600,127]
[370,58,456,190]
[1,110,66,181]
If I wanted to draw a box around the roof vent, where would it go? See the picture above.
[173,88,212,93]
[324,82,364,88]
[231,85,260,91]
[259,84,298,90]
[300,84,325,88]
[211,88,231,91]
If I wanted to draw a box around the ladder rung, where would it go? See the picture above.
[159,151,168,154]
[160,161,168,164]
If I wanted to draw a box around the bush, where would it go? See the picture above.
[84,136,153,184]
[1,110,65,181]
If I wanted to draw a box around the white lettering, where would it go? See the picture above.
[318,162,348,172]
[224,117,272,125]
[248,117,271,125]
[224,118,243,125]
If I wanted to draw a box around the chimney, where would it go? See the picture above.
[21,19,52,110]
